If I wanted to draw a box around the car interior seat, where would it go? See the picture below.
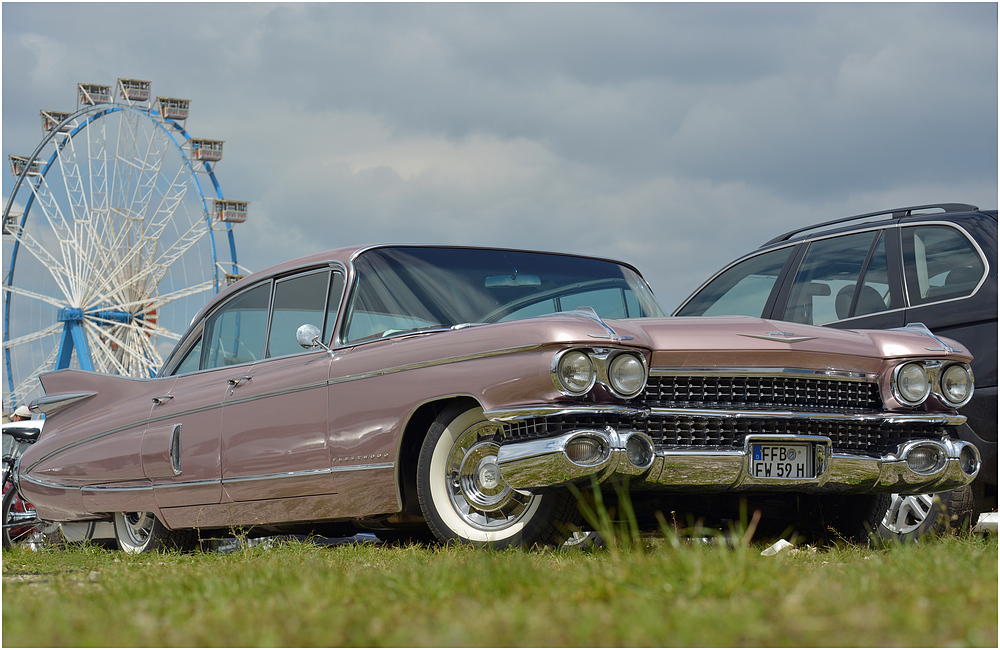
[835,285,887,320]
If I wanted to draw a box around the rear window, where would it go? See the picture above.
[902,225,986,305]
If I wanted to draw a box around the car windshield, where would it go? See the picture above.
[343,247,666,343]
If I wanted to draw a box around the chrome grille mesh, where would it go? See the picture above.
[641,375,881,412]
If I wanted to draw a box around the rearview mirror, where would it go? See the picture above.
[485,274,541,288]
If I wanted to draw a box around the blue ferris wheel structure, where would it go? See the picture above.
[3,79,249,412]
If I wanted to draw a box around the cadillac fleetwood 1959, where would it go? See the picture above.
[14,245,980,551]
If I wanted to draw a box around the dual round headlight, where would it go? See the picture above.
[554,350,647,398]
[939,364,974,407]
[608,354,646,397]
[894,362,930,406]
[555,350,596,396]
[893,361,973,408]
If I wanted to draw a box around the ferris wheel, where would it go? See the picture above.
[2,78,250,412]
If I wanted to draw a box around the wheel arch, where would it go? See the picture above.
[395,395,482,517]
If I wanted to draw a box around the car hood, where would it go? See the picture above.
[607,315,973,371]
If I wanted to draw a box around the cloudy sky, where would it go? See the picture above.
[3,2,997,309]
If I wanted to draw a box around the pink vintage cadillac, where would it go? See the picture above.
[15,245,980,551]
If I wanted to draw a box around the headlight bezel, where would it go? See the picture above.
[551,348,648,399]
[893,361,931,406]
[939,363,974,408]
[552,349,598,396]
[891,360,974,409]
[606,352,648,398]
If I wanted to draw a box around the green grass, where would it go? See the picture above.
[3,533,996,647]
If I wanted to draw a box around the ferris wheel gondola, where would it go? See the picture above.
[2,78,249,411]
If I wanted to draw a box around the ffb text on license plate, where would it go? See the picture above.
[750,443,814,479]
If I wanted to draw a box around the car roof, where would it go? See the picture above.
[761,203,995,248]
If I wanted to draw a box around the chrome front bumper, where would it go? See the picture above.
[495,427,981,495]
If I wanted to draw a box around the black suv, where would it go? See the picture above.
[675,203,997,540]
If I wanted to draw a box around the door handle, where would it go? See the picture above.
[227,375,253,395]
[152,395,174,406]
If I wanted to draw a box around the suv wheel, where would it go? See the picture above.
[877,483,983,542]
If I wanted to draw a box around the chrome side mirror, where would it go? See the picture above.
[296,324,334,356]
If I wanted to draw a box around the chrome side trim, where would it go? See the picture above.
[487,405,648,422]
[81,484,154,492]
[331,462,394,473]
[222,463,394,485]
[223,467,332,484]
[20,460,394,495]
[327,344,542,386]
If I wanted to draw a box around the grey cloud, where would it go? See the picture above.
[3,2,996,309]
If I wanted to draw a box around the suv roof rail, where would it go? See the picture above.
[763,203,981,246]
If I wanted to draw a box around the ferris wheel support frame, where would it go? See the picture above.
[3,103,240,395]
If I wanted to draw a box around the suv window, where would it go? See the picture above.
[675,246,793,317]
[782,231,891,325]
[902,225,986,305]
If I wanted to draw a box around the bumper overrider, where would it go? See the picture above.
[491,408,980,495]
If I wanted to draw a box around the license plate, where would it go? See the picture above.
[750,443,814,479]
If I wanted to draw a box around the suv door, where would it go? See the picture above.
[775,228,905,329]
[674,245,798,318]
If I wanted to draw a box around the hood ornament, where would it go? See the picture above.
[891,322,963,353]
[566,307,634,343]
[737,330,817,344]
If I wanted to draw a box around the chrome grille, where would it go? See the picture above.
[640,375,882,412]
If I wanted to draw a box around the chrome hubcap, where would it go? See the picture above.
[446,422,534,531]
[123,512,156,545]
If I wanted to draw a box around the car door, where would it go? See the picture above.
[146,362,228,508]
[144,285,270,509]
[220,268,344,502]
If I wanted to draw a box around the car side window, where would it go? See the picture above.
[902,225,986,306]
[323,271,346,343]
[202,283,270,369]
[781,231,881,325]
[173,338,203,375]
[267,271,335,359]
[851,232,894,318]
[675,247,793,318]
